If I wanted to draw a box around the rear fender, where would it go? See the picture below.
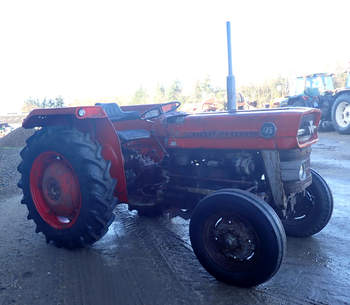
[334,89,350,99]
[22,106,128,202]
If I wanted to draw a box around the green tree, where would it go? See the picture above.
[167,80,183,101]
[194,80,202,103]
[22,96,65,112]
[239,76,289,107]
[333,62,348,88]
[155,84,167,103]
[200,76,214,97]
[131,87,149,105]
[193,77,219,102]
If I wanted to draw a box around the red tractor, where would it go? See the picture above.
[18,102,332,287]
[17,23,333,287]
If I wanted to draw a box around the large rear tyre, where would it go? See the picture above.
[332,94,350,134]
[18,126,118,249]
[189,189,286,287]
[318,120,334,132]
[282,169,333,237]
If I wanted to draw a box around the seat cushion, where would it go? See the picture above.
[117,129,151,142]
[96,103,140,121]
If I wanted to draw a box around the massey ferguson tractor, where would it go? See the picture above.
[17,23,333,288]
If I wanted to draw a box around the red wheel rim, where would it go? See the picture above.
[30,151,82,229]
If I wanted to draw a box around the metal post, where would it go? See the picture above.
[226,21,236,112]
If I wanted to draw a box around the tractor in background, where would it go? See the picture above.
[280,72,350,134]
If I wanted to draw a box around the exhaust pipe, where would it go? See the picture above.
[226,21,236,112]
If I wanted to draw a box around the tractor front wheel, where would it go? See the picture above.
[282,169,333,237]
[18,126,118,248]
[189,189,286,287]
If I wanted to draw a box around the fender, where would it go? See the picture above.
[22,106,128,202]
[333,88,350,99]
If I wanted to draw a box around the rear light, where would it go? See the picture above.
[297,114,317,143]
[78,108,86,117]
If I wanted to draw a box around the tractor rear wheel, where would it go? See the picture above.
[189,189,286,287]
[282,169,333,237]
[17,126,117,249]
[332,94,350,134]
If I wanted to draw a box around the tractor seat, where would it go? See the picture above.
[96,103,140,121]
[117,129,151,142]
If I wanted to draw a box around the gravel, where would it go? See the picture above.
[0,127,34,148]
[0,147,21,198]
[0,128,34,197]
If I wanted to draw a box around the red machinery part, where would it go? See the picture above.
[30,151,82,229]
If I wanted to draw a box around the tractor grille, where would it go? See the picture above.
[279,147,312,194]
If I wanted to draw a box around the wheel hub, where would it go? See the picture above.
[41,160,79,216]
[212,217,256,261]
[30,151,82,229]
[335,101,350,128]
[287,190,314,221]
[44,178,61,201]
[224,233,239,249]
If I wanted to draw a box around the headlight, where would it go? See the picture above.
[299,163,307,180]
[297,114,317,143]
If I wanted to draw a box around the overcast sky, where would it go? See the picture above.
[0,0,349,114]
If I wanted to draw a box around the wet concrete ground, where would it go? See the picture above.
[0,132,349,305]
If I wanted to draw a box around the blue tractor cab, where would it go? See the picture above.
[346,72,350,88]
[293,73,334,97]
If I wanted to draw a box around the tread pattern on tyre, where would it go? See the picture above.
[18,126,118,249]
[189,189,286,287]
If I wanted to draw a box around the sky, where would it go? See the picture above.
[0,0,349,114]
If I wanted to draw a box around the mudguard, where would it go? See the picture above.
[22,106,128,202]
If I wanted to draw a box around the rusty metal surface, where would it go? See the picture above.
[261,150,287,212]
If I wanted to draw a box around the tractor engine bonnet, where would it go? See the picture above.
[164,108,320,150]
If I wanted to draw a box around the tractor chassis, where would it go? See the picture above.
[126,146,312,220]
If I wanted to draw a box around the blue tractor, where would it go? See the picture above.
[281,73,350,134]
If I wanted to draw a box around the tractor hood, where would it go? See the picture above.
[164,107,320,150]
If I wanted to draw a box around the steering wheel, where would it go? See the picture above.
[161,101,181,113]
[140,106,162,120]
[140,101,181,121]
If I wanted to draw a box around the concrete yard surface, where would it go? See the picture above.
[0,132,349,305]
